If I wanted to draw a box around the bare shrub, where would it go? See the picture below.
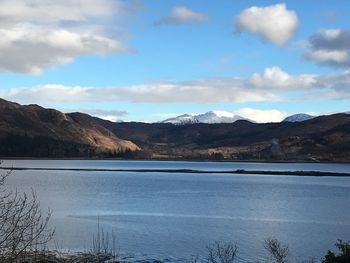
[264,238,289,263]
[207,241,238,263]
[0,167,54,263]
[90,217,118,262]
[322,239,350,263]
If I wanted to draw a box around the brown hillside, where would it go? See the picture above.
[0,98,139,157]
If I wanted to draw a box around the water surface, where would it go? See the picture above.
[2,160,350,262]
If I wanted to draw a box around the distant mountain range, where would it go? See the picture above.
[1,98,350,161]
[160,111,249,124]
[160,111,317,124]
[97,112,350,162]
[282,113,315,122]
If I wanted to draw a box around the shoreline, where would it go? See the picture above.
[1,157,350,164]
[1,167,349,177]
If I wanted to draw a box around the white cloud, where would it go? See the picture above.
[154,6,209,26]
[304,29,350,68]
[305,50,349,64]
[75,109,127,122]
[2,67,350,105]
[316,70,350,94]
[235,3,298,46]
[0,24,131,74]
[234,108,288,123]
[0,0,120,24]
[82,109,128,116]
[299,70,350,100]
[102,116,122,122]
[0,0,133,74]
[320,29,342,41]
[0,81,278,104]
[249,66,317,90]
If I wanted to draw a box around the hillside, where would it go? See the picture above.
[95,114,350,162]
[1,98,349,161]
[0,99,139,157]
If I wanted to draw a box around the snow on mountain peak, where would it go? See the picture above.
[282,113,314,122]
[160,110,249,124]
[211,110,235,118]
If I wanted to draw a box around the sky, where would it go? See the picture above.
[0,0,350,123]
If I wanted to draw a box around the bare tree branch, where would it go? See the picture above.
[0,165,54,263]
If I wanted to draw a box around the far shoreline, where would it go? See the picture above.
[1,157,350,164]
[1,166,350,177]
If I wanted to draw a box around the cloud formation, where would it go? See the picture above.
[249,66,316,90]
[314,70,350,100]
[83,109,128,116]
[0,0,120,24]
[154,6,209,26]
[78,109,128,122]
[234,108,288,123]
[0,81,278,104]
[235,3,298,46]
[304,29,350,68]
[1,67,350,105]
[0,0,132,74]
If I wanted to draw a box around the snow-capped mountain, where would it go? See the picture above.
[160,111,250,124]
[160,114,195,125]
[282,113,314,122]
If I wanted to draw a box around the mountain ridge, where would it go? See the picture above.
[283,113,314,122]
[160,110,250,124]
[96,113,350,162]
[1,98,350,162]
[0,99,139,157]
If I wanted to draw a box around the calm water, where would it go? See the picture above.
[1,160,350,262]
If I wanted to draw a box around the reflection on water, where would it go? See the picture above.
[2,160,350,262]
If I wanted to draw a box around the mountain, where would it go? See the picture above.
[160,111,249,124]
[96,113,350,162]
[0,99,139,157]
[160,114,195,125]
[283,113,314,122]
[1,98,350,162]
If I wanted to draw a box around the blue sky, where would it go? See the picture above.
[0,0,349,122]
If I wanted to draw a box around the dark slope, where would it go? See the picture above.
[95,114,350,161]
[0,99,139,157]
[1,97,349,161]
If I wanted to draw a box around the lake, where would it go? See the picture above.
[1,160,350,262]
